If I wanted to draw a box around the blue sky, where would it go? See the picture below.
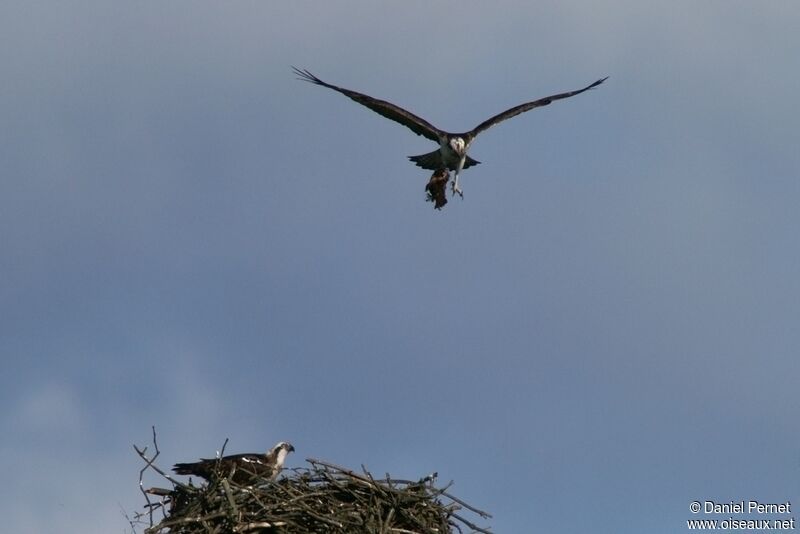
[2,2,799,532]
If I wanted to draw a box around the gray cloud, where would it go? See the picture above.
[2,2,799,532]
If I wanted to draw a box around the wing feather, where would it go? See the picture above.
[293,67,443,143]
[468,77,608,138]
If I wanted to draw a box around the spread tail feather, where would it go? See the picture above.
[409,150,480,171]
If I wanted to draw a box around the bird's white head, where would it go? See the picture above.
[271,441,295,469]
[449,137,466,156]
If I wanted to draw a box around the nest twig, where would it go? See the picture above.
[131,430,492,534]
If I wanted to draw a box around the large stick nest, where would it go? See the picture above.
[131,429,492,534]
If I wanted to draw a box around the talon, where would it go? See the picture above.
[451,180,463,199]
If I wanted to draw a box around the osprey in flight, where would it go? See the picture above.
[294,67,607,209]
[173,441,294,484]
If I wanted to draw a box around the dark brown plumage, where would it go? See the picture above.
[173,441,294,484]
[294,67,607,208]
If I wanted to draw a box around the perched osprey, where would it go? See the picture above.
[294,67,607,209]
[173,441,295,484]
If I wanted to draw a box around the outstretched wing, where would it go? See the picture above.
[468,77,608,138]
[293,67,444,143]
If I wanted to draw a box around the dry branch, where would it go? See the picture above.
[132,432,492,534]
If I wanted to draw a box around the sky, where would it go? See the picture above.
[2,1,800,532]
